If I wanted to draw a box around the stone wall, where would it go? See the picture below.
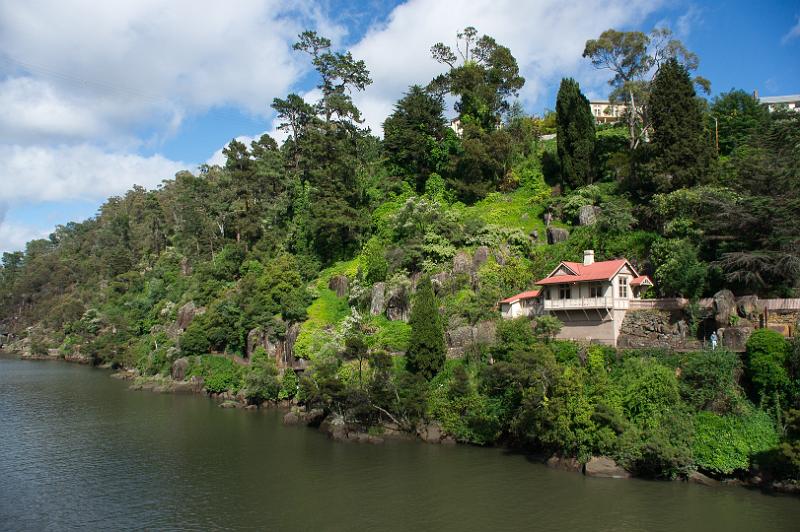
[445,321,496,359]
[767,310,800,337]
[617,310,699,350]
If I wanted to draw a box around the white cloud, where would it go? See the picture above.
[0,145,186,203]
[0,0,338,144]
[782,16,800,44]
[349,0,662,134]
[0,219,51,255]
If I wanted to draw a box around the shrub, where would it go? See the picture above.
[243,348,280,404]
[406,276,445,379]
[279,369,299,400]
[618,357,681,430]
[746,328,789,403]
[679,349,741,412]
[187,355,242,394]
[693,408,779,475]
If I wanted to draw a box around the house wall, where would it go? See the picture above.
[551,310,617,345]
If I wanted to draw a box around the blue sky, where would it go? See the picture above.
[1,0,798,254]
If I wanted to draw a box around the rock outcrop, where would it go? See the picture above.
[370,282,386,316]
[719,326,753,352]
[171,357,190,381]
[386,284,410,322]
[452,251,472,274]
[712,290,737,329]
[546,227,569,245]
[584,456,630,478]
[328,275,349,298]
[578,205,600,226]
[472,246,490,271]
[445,320,496,359]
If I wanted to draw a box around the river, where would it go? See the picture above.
[0,356,797,531]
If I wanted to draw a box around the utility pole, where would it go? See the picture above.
[713,117,719,153]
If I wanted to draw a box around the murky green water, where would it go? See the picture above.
[0,356,797,531]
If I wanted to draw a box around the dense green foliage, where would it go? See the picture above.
[1,25,798,483]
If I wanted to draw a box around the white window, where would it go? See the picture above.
[618,277,628,298]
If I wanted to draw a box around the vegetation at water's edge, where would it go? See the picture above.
[1,26,799,484]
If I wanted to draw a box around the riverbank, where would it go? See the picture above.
[6,347,798,497]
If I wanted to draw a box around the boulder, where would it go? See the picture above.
[736,295,763,320]
[712,290,737,329]
[370,282,386,316]
[584,456,630,479]
[546,455,582,472]
[171,357,190,381]
[283,407,325,426]
[328,275,349,298]
[472,246,490,271]
[386,285,410,322]
[453,251,472,274]
[687,470,718,487]
[530,229,539,242]
[546,227,569,245]
[417,421,445,443]
[720,326,753,352]
[320,414,348,441]
[578,205,600,226]
[447,326,474,348]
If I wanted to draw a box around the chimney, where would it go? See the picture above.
[583,250,595,266]
[753,89,759,100]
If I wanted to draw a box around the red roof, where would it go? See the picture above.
[535,259,633,285]
[500,289,541,304]
[631,276,652,286]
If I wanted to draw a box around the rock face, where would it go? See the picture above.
[386,285,410,322]
[712,289,737,329]
[719,326,753,352]
[247,321,303,369]
[687,470,718,487]
[328,275,349,298]
[416,421,454,444]
[472,246,490,271]
[319,414,384,444]
[736,295,763,321]
[584,456,630,479]
[431,272,451,296]
[171,357,190,381]
[546,455,582,472]
[452,251,472,274]
[173,301,203,333]
[370,282,386,316]
[578,205,600,226]
[283,406,325,426]
[617,310,698,350]
[546,227,569,245]
[445,320,497,359]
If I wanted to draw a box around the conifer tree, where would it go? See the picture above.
[555,78,595,188]
[406,276,445,380]
[648,58,714,190]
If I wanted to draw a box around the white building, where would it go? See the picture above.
[589,100,628,124]
[758,94,800,113]
[500,250,653,346]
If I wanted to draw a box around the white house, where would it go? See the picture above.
[758,93,800,113]
[589,100,628,124]
[500,250,653,346]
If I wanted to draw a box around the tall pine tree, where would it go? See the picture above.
[648,58,714,191]
[555,78,595,188]
[406,276,445,380]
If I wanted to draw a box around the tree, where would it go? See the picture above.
[383,85,449,192]
[534,315,563,343]
[406,276,445,379]
[650,238,707,298]
[647,58,715,191]
[746,328,790,407]
[583,28,708,151]
[709,89,770,156]
[430,27,525,130]
[555,78,596,188]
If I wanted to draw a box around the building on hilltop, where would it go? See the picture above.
[588,100,628,124]
[500,250,653,346]
[757,93,800,113]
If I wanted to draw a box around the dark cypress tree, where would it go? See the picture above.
[556,78,595,188]
[406,276,445,380]
[383,85,448,192]
[648,58,714,190]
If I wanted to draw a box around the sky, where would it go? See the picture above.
[1,0,798,254]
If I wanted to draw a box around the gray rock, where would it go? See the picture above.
[447,326,474,348]
[530,229,539,241]
[171,357,190,381]
[328,275,349,298]
[584,456,630,479]
[453,251,472,274]
[547,455,582,472]
[431,272,451,296]
[720,326,753,352]
[687,470,718,487]
[175,301,201,331]
[546,227,569,245]
[712,289,737,329]
[370,282,386,316]
[472,246,490,271]
[578,205,600,226]
[736,295,763,320]
[473,321,497,344]
[417,421,445,443]
[386,285,410,322]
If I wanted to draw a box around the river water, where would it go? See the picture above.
[0,356,797,531]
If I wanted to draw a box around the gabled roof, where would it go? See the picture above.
[500,289,541,304]
[536,258,635,285]
[631,276,653,287]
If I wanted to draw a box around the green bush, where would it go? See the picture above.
[693,408,778,475]
[679,349,741,412]
[746,328,789,403]
[187,355,242,394]
[618,357,681,430]
[279,369,299,400]
[243,348,280,403]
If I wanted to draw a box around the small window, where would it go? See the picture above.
[618,277,628,298]
[559,284,571,300]
[544,289,551,300]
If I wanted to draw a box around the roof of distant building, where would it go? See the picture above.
[759,94,800,104]
[535,258,651,286]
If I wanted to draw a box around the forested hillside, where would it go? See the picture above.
[2,27,799,484]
